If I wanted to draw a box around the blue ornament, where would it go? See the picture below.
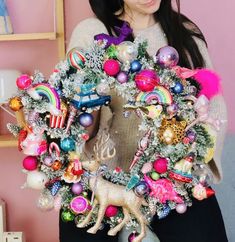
[78,112,94,127]
[134,181,150,197]
[60,137,75,152]
[158,205,171,219]
[130,60,142,73]
[172,82,184,94]
[51,181,62,196]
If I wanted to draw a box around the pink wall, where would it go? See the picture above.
[0,1,234,242]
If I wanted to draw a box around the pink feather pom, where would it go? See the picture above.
[193,69,222,100]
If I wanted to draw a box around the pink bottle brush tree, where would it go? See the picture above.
[0,0,13,34]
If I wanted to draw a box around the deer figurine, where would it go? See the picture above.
[78,133,148,242]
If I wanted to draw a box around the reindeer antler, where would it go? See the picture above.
[93,133,116,162]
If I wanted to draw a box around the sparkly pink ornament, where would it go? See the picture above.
[128,231,140,242]
[156,46,179,68]
[16,74,32,90]
[141,162,153,174]
[175,203,187,214]
[103,59,120,76]
[135,69,159,92]
[70,196,90,214]
[105,205,118,217]
[71,183,83,195]
[153,158,168,174]
[117,71,128,84]
[22,156,38,171]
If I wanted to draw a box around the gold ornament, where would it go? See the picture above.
[158,118,187,145]
[78,133,147,242]
[9,97,23,111]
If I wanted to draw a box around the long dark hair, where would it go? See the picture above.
[89,0,207,68]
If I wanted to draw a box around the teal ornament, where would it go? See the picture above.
[60,137,75,152]
[172,82,184,94]
[126,174,140,191]
[130,60,142,73]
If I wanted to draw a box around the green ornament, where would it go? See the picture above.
[61,210,75,222]
[126,174,140,191]
[151,172,160,180]
[107,45,118,59]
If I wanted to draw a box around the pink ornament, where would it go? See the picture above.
[22,156,38,171]
[141,162,153,174]
[103,59,120,76]
[44,156,53,167]
[70,196,90,214]
[175,203,187,214]
[135,69,160,92]
[16,74,32,90]
[144,175,183,204]
[128,231,140,242]
[105,205,118,217]
[71,183,83,195]
[153,158,168,174]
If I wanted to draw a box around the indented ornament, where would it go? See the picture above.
[158,118,187,145]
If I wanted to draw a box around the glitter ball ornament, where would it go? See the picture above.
[78,112,94,127]
[60,137,75,152]
[105,205,118,217]
[61,210,75,222]
[130,60,142,72]
[67,48,86,70]
[22,156,38,171]
[141,162,153,174]
[153,158,168,174]
[175,203,187,214]
[9,97,23,111]
[128,231,140,242]
[71,183,83,195]
[117,41,138,63]
[172,82,184,94]
[135,69,160,92]
[96,82,110,95]
[16,74,32,90]
[117,71,128,84]
[134,181,150,197]
[37,191,54,212]
[156,46,179,68]
[103,59,120,76]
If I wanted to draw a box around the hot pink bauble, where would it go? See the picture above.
[103,59,120,76]
[153,158,168,174]
[22,156,38,170]
[105,205,118,217]
[16,74,32,90]
[135,69,159,92]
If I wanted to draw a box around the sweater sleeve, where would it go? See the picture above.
[67,17,108,52]
[195,37,228,183]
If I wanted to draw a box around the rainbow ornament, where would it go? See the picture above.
[136,86,173,105]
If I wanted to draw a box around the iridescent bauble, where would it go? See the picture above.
[71,183,83,195]
[105,205,118,217]
[135,69,160,92]
[172,82,184,94]
[22,156,38,171]
[128,231,140,242]
[103,59,120,76]
[130,60,142,73]
[117,41,138,63]
[78,112,94,127]
[151,171,160,180]
[156,46,179,68]
[9,97,23,111]
[44,156,53,167]
[134,181,150,197]
[67,48,86,70]
[175,203,187,214]
[37,191,54,212]
[61,210,75,222]
[96,82,110,95]
[60,137,75,152]
[153,158,168,174]
[16,74,32,90]
[117,71,128,84]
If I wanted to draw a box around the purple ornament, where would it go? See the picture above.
[44,156,53,166]
[72,183,83,195]
[156,46,179,68]
[186,131,196,143]
[128,231,140,242]
[117,71,128,84]
[134,181,150,197]
[78,112,94,127]
[167,103,178,116]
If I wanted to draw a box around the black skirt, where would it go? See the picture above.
[59,195,228,242]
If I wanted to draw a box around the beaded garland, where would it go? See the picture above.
[8,30,221,238]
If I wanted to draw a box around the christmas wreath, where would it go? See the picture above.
[8,24,222,242]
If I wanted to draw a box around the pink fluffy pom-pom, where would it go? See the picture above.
[193,69,222,100]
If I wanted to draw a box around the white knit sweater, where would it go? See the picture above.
[68,17,227,183]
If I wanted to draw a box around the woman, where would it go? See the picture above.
[60,1,228,241]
